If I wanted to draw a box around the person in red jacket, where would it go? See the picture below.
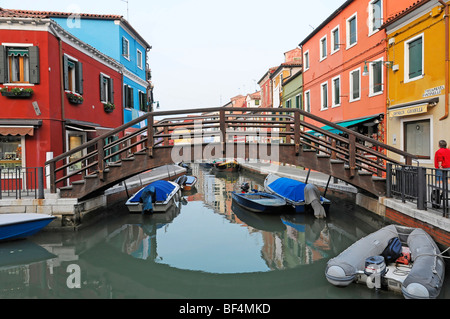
[435,140,450,181]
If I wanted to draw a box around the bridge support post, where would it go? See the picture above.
[348,135,356,178]
[294,111,300,155]
[146,114,154,157]
[98,138,105,181]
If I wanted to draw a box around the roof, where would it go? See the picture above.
[0,7,151,49]
[380,0,434,30]
[298,0,354,47]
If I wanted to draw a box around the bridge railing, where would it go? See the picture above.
[45,107,417,194]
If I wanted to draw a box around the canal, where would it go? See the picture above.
[1,164,449,300]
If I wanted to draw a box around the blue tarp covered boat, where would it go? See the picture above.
[0,214,56,242]
[264,174,330,216]
[126,180,180,213]
[231,191,291,214]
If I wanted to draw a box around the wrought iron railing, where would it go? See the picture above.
[0,167,44,199]
[386,163,449,217]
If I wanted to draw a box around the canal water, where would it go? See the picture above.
[1,164,449,300]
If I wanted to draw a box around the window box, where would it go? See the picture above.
[66,91,84,105]
[103,102,115,113]
[0,87,34,98]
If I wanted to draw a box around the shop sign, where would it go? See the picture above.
[389,104,427,118]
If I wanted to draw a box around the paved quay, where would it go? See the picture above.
[240,162,450,247]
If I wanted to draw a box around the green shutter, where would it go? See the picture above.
[373,61,382,93]
[0,46,7,83]
[28,46,40,84]
[63,55,69,90]
[99,74,105,101]
[409,37,423,79]
[349,17,357,45]
[109,78,114,104]
[75,62,83,94]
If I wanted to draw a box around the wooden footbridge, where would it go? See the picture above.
[46,107,417,200]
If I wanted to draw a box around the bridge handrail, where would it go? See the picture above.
[45,106,418,194]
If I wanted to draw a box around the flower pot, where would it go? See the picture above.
[1,91,33,98]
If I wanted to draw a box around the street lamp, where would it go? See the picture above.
[362,60,394,76]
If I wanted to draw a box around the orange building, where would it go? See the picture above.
[299,0,415,142]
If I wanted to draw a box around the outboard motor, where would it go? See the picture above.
[364,256,386,290]
[176,175,188,186]
[304,184,326,218]
[240,182,250,193]
[141,186,156,214]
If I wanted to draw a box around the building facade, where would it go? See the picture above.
[0,10,123,186]
[298,0,414,141]
[382,0,450,167]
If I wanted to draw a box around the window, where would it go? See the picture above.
[347,13,358,49]
[405,34,424,82]
[369,59,383,96]
[139,90,147,112]
[321,82,328,110]
[100,73,114,104]
[404,118,431,160]
[67,131,86,172]
[137,49,143,69]
[122,37,130,60]
[285,99,291,108]
[63,55,83,94]
[295,94,301,109]
[0,45,40,84]
[303,50,310,70]
[320,35,327,60]
[332,76,341,107]
[304,90,311,112]
[369,0,383,34]
[350,68,360,102]
[124,84,134,108]
[331,26,340,54]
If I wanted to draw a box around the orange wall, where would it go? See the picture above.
[302,0,416,126]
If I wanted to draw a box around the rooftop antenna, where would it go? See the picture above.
[121,0,129,21]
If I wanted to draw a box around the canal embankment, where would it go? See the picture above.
[240,162,450,248]
[0,164,186,231]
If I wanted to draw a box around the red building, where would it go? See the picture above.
[0,10,123,188]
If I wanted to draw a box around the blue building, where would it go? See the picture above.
[49,11,153,131]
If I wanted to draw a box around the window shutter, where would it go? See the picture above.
[0,46,7,84]
[99,74,105,101]
[75,62,83,95]
[130,87,134,107]
[109,78,114,104]
[28,46,40,84]
[409,37,423,78]
[63,55,69,90]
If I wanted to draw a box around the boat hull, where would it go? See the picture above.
[231,192,291,214]
[0,214,56,242]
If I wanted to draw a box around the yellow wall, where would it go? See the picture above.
[386,4,450,166]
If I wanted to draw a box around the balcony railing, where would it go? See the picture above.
[386,163,449,217]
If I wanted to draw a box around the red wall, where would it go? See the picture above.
[0,28,122,175]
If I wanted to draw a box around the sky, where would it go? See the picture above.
[0,0,347,111]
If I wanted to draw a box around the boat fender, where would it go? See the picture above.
[304,184,326,218]
[141,186,156,214]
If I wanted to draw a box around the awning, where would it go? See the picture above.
[0,126,34,136]
[308,115,379,136]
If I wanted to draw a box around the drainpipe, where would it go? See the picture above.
[439,0,449,120]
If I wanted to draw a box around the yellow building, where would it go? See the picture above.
[382,0,450,167]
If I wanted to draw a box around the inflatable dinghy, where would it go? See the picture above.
[325,225,445,299]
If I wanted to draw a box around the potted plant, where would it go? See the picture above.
[103,102,115,113]
[66,91,84,104]
[0,87,34,98]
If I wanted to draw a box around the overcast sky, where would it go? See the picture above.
[1,0,346,111]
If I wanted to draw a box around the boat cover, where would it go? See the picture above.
[267,177,306,202]
[130,180,177,203]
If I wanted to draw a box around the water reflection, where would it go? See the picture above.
[1,164,448,298]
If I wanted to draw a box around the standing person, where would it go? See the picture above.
[435,140,450,180]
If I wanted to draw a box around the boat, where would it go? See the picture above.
[325,224,446,299]
[0,213,56,242]
[175,175,198,191]
[264,174,330,217]
[126,180,181,213]
[231,191,291,214]
[213,159,240,172]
